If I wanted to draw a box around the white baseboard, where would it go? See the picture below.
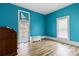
[30,36,46,42]
[30,36,79,47]
[45,36,79,47]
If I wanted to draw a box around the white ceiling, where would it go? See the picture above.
[13,3,72,15]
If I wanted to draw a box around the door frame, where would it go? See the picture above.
[56,16,70,40]
[18,10,30,43]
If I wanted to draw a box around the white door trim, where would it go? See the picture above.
[56,16,70,40]
[18,10,30,43]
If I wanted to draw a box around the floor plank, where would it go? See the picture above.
[17,39,79,56]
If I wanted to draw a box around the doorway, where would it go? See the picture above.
[57,16,70,40]
[18,10,30,43]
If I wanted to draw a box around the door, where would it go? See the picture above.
[18,10,30,43]
[57,16,69,40]
[19,20,29,43]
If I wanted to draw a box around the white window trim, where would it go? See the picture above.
[56,16,70,40]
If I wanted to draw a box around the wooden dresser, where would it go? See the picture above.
[0,27,17,56]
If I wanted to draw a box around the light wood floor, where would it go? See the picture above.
[17,39,79,56]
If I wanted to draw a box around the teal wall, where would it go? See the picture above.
[1,3,79,42]
[46,3,79,42]
[0,3,45,36]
